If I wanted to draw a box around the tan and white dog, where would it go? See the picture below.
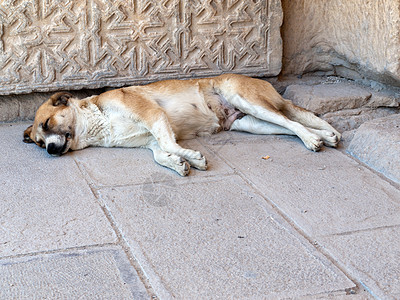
[23,74,341,176]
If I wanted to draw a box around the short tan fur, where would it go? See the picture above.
[24,74,341,176]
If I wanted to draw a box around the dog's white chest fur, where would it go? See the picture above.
[104,108,152,147]
[73,102,152,149]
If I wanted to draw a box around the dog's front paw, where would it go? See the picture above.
[188,154,208,171]
[175,160,190,176]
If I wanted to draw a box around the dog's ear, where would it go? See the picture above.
[23,125,34,143]
[51,92,73,106]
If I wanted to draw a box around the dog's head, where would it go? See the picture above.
[24,92,76,156]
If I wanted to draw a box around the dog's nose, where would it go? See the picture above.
[47,143,62,155]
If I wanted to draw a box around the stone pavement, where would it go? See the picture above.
[1,121,400,299]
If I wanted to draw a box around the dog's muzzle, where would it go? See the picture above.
[47,142,66,155]
[45,134,70,156]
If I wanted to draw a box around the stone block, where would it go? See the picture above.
[98,175,354,298]
[0,0,282,95]
[0,248,148,299]
[283,82,400,132]
[0,90,103,122]
[283,83,372,114]
[366,91,400,108]
[347,115,400,184]
[0,98,19,122]
[322,107,399,133]
[281,0,400,86]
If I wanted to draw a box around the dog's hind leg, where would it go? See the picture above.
[225,97,323,151]
[231,115,296,135]
[229,115,343,149]
[215,75,337,151]
[281,100,341,147]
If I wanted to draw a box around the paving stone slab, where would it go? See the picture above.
[98,175,354,299]
[0,123,116,256]
[202,133,400,237]
[0,247,148,299]
[347,114,400,184]
[73,139,234,187]
[320,227,400,299]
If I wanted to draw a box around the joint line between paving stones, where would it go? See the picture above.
[202,144,370,297]
[235,171,366,296]
[88,172,233,190]
[72,158,166,299]
[358,280,380,300]
[94,198,166,299]
[322,224,400,238]
[0,243,117,262]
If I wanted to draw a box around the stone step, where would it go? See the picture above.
[283,81,400,133]
[347,114,400,184]
[283,82,399,115]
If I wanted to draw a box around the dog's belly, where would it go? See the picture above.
[156,92,221,140]
[156,89,244,139]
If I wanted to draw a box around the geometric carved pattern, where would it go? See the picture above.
[0,0,282,95]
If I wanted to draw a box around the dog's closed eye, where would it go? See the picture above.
[42,118,50,131]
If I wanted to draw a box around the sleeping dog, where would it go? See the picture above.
[24,74,341,176]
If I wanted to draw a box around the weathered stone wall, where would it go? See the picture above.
[0,0,282,95]
[281,0,400,86]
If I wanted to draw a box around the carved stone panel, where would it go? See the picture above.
[0,0,282,95]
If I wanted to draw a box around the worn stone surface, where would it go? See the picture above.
[281,0,400,86]
[73,139,234,187]
[320,227,400,300]
[0,248,148,299]
[0,0,282,95]
[99,175,354,299]
[3,120,400,298]
[0,98,19,122]
[339,129,357,150]
[203,132,400,237]
[0,123,117,256]
[347,115,400,184]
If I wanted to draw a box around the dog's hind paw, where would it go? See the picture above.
[308,128,341,148]
[304,134,323,152]
[321,130,340,148]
